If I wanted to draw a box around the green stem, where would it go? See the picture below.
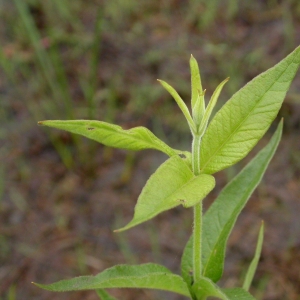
[192,134,202,283]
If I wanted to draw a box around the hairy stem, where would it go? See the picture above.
[192,134,202,283]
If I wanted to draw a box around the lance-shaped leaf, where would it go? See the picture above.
[116,155,215,232]
[181,120,282,284]
[38,120,178,157]
[96,289,118,300]
[200,46,300,174]
[242,221,264,291]
[190,55,205,112]
[34,263,191,298]
[158,79,196,133]
[197,78,229,136]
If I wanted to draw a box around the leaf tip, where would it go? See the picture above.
[37,121,45,126]
[113,225,129,233]
[31,281,39,287]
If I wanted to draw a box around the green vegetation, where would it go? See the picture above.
[2,1,300,299]
[35,47,300,299]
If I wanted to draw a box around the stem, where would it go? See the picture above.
[192,134,202,283]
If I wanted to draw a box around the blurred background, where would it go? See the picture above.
[1,1,300,299]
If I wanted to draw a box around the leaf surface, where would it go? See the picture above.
[200,46,300,174]
[116,155,215,232]
[34,263,191,297]
[181,121,282,283]
[38,120,178,157]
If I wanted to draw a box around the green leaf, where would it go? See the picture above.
[192,90,205,129]
[158,79,196,133]
[96,289,118,300]
[222,288,256,300]
[34,263,191,298]
[190,55,205,114]
[200,46,300,174]
[242,221,264,291]
[202,120,282,282]
[198,77,229,136]
[181,121,282,283]
[191,277,228,300]
[116,155,215,232]
[38,120,178,157]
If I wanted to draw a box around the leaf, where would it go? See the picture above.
[222,288,256,300]
[190,54,203,109]
[200,46,300,174]
[158,79,196,133]
[34,263,191,298]
[96,289,118,300]
[116,155,215,232]
[242,221,264,291]
[38,120,178,157]
[191,277,228,300]
[181,121,282,283]
[197,78,229,136]
[202,120,282,282]
[190,55,205,126]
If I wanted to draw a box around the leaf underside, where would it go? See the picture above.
[38,120,179,157]
[200,46,300,174]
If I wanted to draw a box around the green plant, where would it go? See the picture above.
[35,46,300,299]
